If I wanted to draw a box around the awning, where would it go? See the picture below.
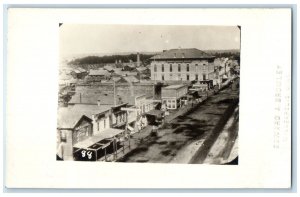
[74,128,124,149]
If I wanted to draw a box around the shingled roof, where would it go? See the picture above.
[150,48,214,60]
[57,105,112,129]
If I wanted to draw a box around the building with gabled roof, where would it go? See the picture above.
[57,104,112,160]
[87,69,110,82]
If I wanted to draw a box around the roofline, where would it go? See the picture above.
[111,103,128,109]
[57,115,92,130]
[73,115,93,129]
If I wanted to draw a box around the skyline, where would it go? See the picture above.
[60,24,240,58]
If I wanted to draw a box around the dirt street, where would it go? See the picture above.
[118,79,239,163]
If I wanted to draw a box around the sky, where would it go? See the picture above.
[60,24,240,58]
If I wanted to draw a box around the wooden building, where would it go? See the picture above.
[161,84,188,109]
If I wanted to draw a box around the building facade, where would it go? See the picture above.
[161,84,188,109]
[110,103,129,129]
[57,114,94,160]
[92,109,111,135]
[150,48,216,81]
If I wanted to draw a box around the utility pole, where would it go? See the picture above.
[113,80,116,106]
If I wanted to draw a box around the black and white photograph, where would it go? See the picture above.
[57,24,240,164]
[5,6,293,190]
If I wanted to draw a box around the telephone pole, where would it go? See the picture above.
[113,80,116,106]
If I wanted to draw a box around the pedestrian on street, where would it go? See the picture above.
[57,139,66,161]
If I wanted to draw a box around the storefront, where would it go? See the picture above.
[200,80,214,89]
[161,84,188,110]
[110,103,128,129]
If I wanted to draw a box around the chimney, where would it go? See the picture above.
[137,52,140,67]
[97,99,101,107]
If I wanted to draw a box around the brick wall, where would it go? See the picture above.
[76,83,155,105]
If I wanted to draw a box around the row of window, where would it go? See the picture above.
[166,100,176,109]
[154,64,208,72]
[113,113,126,125]
[154,73,207,81]
[137,104,153,116]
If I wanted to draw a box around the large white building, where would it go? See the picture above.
[150,48,216,81]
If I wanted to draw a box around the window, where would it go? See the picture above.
[167,100,172,109]
[178,64,181,72]
[162,64,164,72]
[178,74,181,80]
[203,74,206,80]
[170,64,172,72]
[104,119,106,128]
[85,127,89,136]
[187,74,190,81]
[195,64,198,71]
[172,100,176,109]
[187,64,189,72]
[162,74,164,81]
[97,122,100,131]
[195,74,198,81]
[154,65,157,72]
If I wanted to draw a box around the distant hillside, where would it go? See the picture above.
[66,49,240,68]
[68,53,157,66]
